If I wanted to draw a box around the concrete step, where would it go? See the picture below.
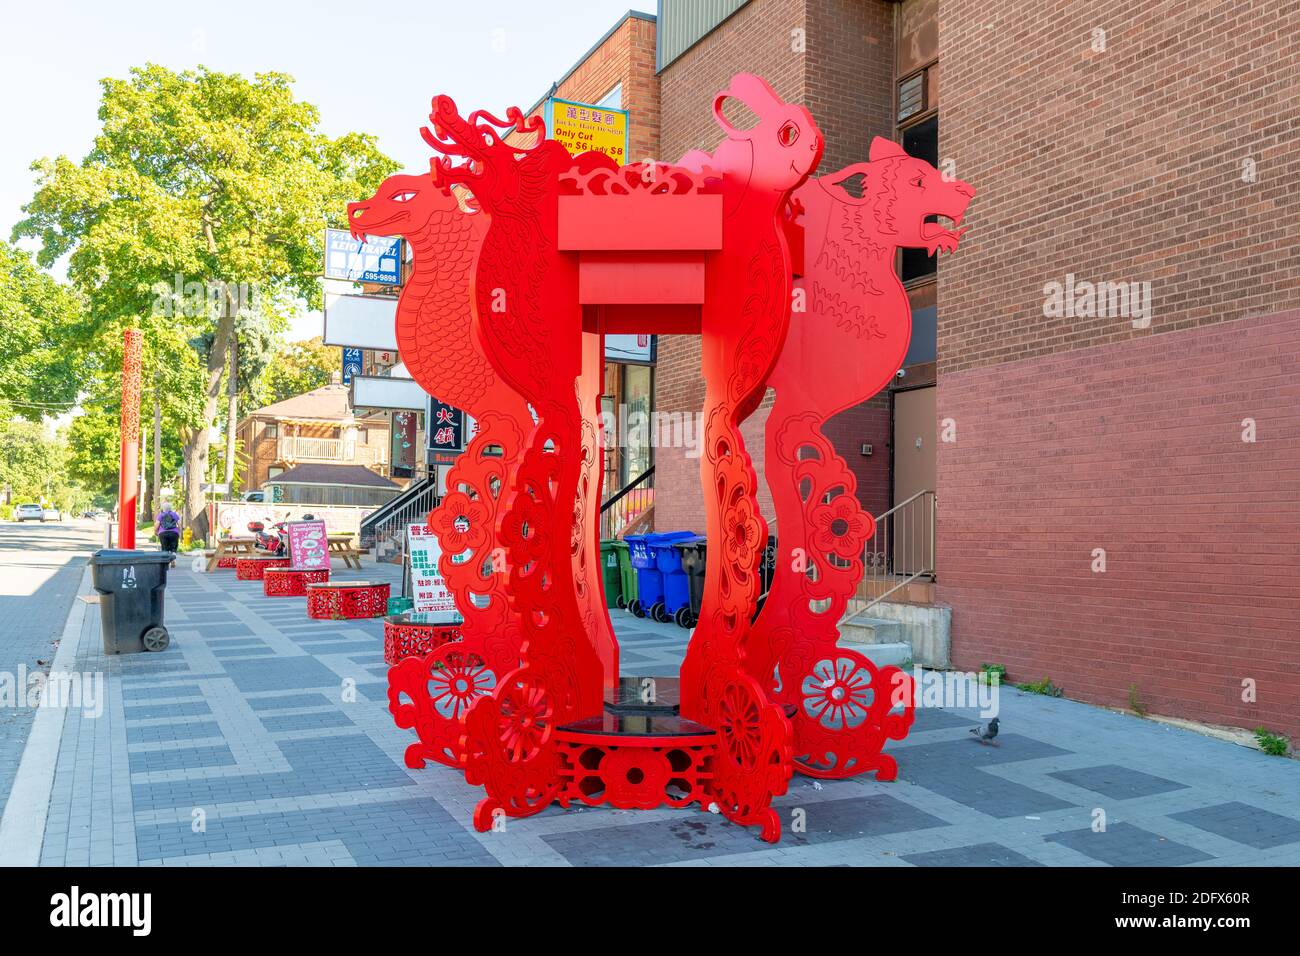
[852,641,913,668]
[838,615,903,645]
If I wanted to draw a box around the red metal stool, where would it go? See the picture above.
[306,581,391,620]
[235,556,290,581]
[263,567,330,597]
[383,611,463,665]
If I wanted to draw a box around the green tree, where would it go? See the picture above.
[0,406,69,504]
[0,240,88,419]
[14,64,397,539]
[258,336,338,406]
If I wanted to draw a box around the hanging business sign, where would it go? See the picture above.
[323,228,403,286]
[605,333,656,364]
[545,97,629,164]
[391,410,418,477]
[407,523,456,612]
[342,347,363,385]
[427,398,465,454]
[323,293,399,351]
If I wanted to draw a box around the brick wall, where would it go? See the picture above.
[938,0,1300,738]
[654,0,898,532]
[938,309,1300,740]
[938,0,1300,375]
[526,13,660,162]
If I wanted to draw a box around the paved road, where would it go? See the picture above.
[0,519,104,819]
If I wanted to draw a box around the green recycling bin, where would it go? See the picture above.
[600,539,623,608]
[601,538,636,609]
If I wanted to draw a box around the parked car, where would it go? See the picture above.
[15,503,45,522]
[43,507,62,521]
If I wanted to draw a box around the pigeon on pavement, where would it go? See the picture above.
[969,717,1000,745]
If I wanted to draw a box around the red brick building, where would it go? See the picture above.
[512,0,1300,741]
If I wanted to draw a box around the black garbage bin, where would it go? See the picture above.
[89,549,173,654]
[753,533,778,621]
[673,535,708,628]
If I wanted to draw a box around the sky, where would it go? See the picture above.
[0,0,651,338]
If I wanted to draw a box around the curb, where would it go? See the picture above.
[0,564,92,866]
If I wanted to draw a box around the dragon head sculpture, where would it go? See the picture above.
[346,171,473,241]
[820,137,975,256]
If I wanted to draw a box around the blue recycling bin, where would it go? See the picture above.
[645,531,698,623]
[624,533,659,619]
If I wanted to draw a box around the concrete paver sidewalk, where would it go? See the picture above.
[6,555,1298,867]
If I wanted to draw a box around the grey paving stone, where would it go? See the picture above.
[1045,822,1214,867]
[260,711,355,733]
[1170,802,1300,850]
[543,794,947,866]
[130,734,412,811]
[129,744,236,773]
[895,735,1076,818]
[1049,764,1188,800]
[902,842,1045,867]
[246,694,335,711]
[122,684,205,701]
[128,721,224,744]
[221,656,345,693]
[124,700,212,721]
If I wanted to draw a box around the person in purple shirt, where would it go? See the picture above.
[154,502,181,554]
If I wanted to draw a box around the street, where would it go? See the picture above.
[0,519,103,818]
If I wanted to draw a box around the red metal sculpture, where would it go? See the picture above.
[748,138,975,778]
[381,76,974,843]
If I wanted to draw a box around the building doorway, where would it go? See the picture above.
[891,385,936,574]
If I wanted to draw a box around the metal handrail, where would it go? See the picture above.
[847,489,937,617]
[599,465,655,540]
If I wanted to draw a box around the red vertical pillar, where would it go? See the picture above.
[118,328,143,549]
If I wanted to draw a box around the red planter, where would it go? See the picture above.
[306,582,391,620]
[263,567,330,597]
[235,556,291,581]
[383,613,463,664]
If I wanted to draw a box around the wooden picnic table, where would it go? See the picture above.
[206,536,258,572]
[327,533,363,570]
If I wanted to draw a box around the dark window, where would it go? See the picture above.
[900,115,940,284]
[897,73,925,123]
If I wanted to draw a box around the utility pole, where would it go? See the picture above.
[153,396,162,513]
[225,333,238,491]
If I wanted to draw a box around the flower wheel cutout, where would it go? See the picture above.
[717,682,764,770]
[801,656,874,730]
[809,494,874,561]
[428,651,497,720]
[496,677,553,762]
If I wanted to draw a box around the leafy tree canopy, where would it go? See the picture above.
[0,240,89,419]
[257,336,338,407]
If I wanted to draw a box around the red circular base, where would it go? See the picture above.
[306,583,391,619]
[263,568,330,597]
[555,729,715,811]
[383,620,463,664]
[236,556,291,580]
